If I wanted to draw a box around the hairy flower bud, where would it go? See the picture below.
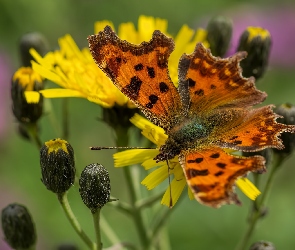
[79,163,111,213]
[206,16,233,57]
[273,103,295,156]
[11,67,44,123]
[1,203,37,249]
[19,32,49,67]
[237,27,271,80]
[250,240,275,250]
[40,138,75,194]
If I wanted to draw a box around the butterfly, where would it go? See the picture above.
[88,26,294,208]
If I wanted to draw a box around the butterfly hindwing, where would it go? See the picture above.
[179,147,265,207]
[213,106,295,151]
[88,26,182,131]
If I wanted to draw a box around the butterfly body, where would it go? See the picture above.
[88,26,295,207]
[155,115,210,161]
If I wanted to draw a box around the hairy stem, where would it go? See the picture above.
[58,192,95,249]
[235,154,283,250]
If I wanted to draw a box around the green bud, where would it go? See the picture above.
[102,105,138,131]
[11,67,44,123]
[206,16,233,57]
[273,103,295,156]
[1,203,37,249]
[19,32,49,67]
[40,138,75,194]
[250,240,275,250]
[237,27,271,80]
[79,163,111,213]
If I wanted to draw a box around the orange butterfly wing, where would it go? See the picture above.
[179,147,265,207]
[178,43,266,114]
[88,26,182,131]
[216,105,295,151]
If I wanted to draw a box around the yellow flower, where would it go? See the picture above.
[114,114,261,207]
[25,15,208,106]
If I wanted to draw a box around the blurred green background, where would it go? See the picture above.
[1,0,295,249]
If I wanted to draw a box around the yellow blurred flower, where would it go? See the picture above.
[25,15,208,107]
[114,114,261,207]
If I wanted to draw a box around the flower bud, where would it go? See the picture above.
[79,163,111,213]
[19,32,49,67]
[1,203,36,249]
[11,67,44,123]
[40,138,75,194]
[250,240,275,250]
[237,27,271,80]
[273,103,295,156]
[206,16,233,57]
[102,105,138,131]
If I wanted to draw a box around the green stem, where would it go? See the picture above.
[149,207,172,246]
[100,214,121,244]
[115,128,149,249]
[25,122,42,149]
[108,197,133,215]
[136,192,164,210]
[93,209,102,250]
[57,193,95,249]
[235,155,283,250]
[62,98,69,140]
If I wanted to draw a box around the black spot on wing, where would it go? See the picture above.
[134,63,144,71]
[147,67,155,78]
[124,76,142,99]
[210,153,220,159]
[159,82,169,93]
[216,163,226,169]
[187,157,203,163]
[187,169,209,179]
[146,94,159,109]
[188,78,196,87]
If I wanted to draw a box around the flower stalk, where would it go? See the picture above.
[58,192,95,249]
[235,154,283,250]
[92,208,102,250]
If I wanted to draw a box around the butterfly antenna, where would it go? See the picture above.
[166,159,173,208]
[90,146,153,150]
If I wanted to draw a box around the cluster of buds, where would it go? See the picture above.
[11,32,48,141]
[40,139,111,211]
[206,16,271,81]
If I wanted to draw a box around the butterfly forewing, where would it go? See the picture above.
[88,26,182,131]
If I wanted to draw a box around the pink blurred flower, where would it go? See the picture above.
[226,6,295,68]
[0,51,12,140]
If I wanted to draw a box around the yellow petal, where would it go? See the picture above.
[236,178,261,200]
[138,15,156,41]
[161,165,187,207]
[118,22,138,44]
[141,165,169,190]
[130,114,167,145]
[31,61,62,85]
[40,89,84,98]
[113,149,159,167]
[142,158,165,170]
[188,187,194,200]
[24,91,41,103]
[154,17,168,33]
[94,21,115,34]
